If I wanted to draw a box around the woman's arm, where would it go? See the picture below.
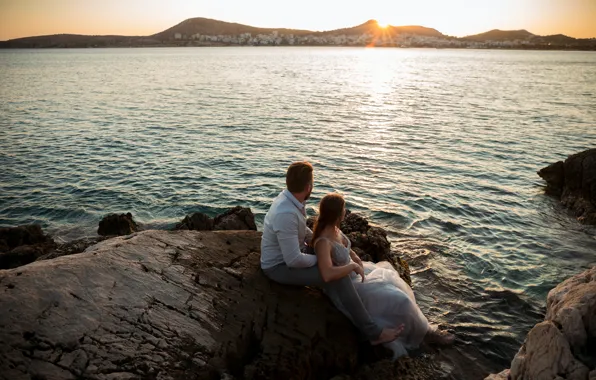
[316,240,364,282]
[349,249,363,268]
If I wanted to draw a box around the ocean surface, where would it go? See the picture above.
[1,47,595,377]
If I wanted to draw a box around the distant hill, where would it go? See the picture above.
[0,34,160,48]
[150,18,442,40]
[151,17,314,39]
[464,29,535,41]
[322,20,443,37]
[0,17,593,49]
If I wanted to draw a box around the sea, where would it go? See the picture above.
[1,47,595,377]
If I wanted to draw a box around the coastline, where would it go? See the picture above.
[2,209,594,379]
[1,44,595,51]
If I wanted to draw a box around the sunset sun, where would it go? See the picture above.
[376,19,390,28]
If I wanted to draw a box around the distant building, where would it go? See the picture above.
[174,33,182,40]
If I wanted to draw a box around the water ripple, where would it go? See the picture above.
[1,47,596,376]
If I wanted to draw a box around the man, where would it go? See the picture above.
[260,161,400,345]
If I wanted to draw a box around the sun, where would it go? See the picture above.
[376,19,391,28]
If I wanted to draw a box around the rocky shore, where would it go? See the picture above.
[2,190,594,379]
[0,207,447,379]
[538,148,596,225]
[485,266,596,380]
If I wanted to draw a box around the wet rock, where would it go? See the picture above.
[97,212,139,236]
[0,230,380,380]
[213,206,257,231]
[0,225,56,269]
[341,211,370,234]
[174,212,214,231]
[485,266,596,380]
[538,148,596,224]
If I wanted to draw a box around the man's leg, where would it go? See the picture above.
[263,264,382,341]
[262,263,324,286]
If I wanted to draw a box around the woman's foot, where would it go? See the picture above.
[371,324,405,345]
[424,329,455,346]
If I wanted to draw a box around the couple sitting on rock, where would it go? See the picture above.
[260,161,454,358]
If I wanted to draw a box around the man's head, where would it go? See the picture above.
[286,161,314,201]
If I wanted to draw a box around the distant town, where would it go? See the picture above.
[1,18,595,50]
[168,31,591,50]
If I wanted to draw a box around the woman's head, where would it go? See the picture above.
[312,193,346,245]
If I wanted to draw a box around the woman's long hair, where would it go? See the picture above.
[311,193,345,248]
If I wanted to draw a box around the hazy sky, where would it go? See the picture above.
[1,0,595,40]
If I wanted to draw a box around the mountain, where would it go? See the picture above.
[0,18,593,49]
[151,17,314,39]
[0,34,150,48]
[321,19,443,37]
[463,29,535,41]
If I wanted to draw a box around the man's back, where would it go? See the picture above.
[261,190,313,269]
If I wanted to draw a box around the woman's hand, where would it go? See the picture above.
[351,262,365,282]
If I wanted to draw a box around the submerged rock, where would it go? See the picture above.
[0,230,376,379]
[0,225,56,269]
[97,212,139,236]
[538,148,596,224]
[485,266,596,380]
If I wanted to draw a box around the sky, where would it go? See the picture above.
[1,0,595,41]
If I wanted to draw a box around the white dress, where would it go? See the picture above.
[317,232,431,359]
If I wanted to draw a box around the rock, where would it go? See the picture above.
[510,321,589,380]
[213,206,257,231]
[97,212,139,236]
[1,230,391,380]
[538,148,596,224]
[484,369,510,379]
[175,207,257,232]
[347,357,443,380]
[485,267,596,380]
[0,225,56,269]
[174,212,214,231]
[538,161,565,196]
[341,211,370,234]
[545,266,596,363]
[36,236,110,262]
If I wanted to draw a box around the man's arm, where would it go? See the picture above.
[305,226,313,245]
[274,213,317,268]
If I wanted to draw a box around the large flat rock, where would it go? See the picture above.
[0,230,362,380]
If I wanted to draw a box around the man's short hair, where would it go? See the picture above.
[286,161,313,193]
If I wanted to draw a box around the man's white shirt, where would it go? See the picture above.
[260,189,316,269]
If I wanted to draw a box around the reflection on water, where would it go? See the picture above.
[1,47,596,377]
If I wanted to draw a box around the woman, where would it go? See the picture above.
[312,193,454,358]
